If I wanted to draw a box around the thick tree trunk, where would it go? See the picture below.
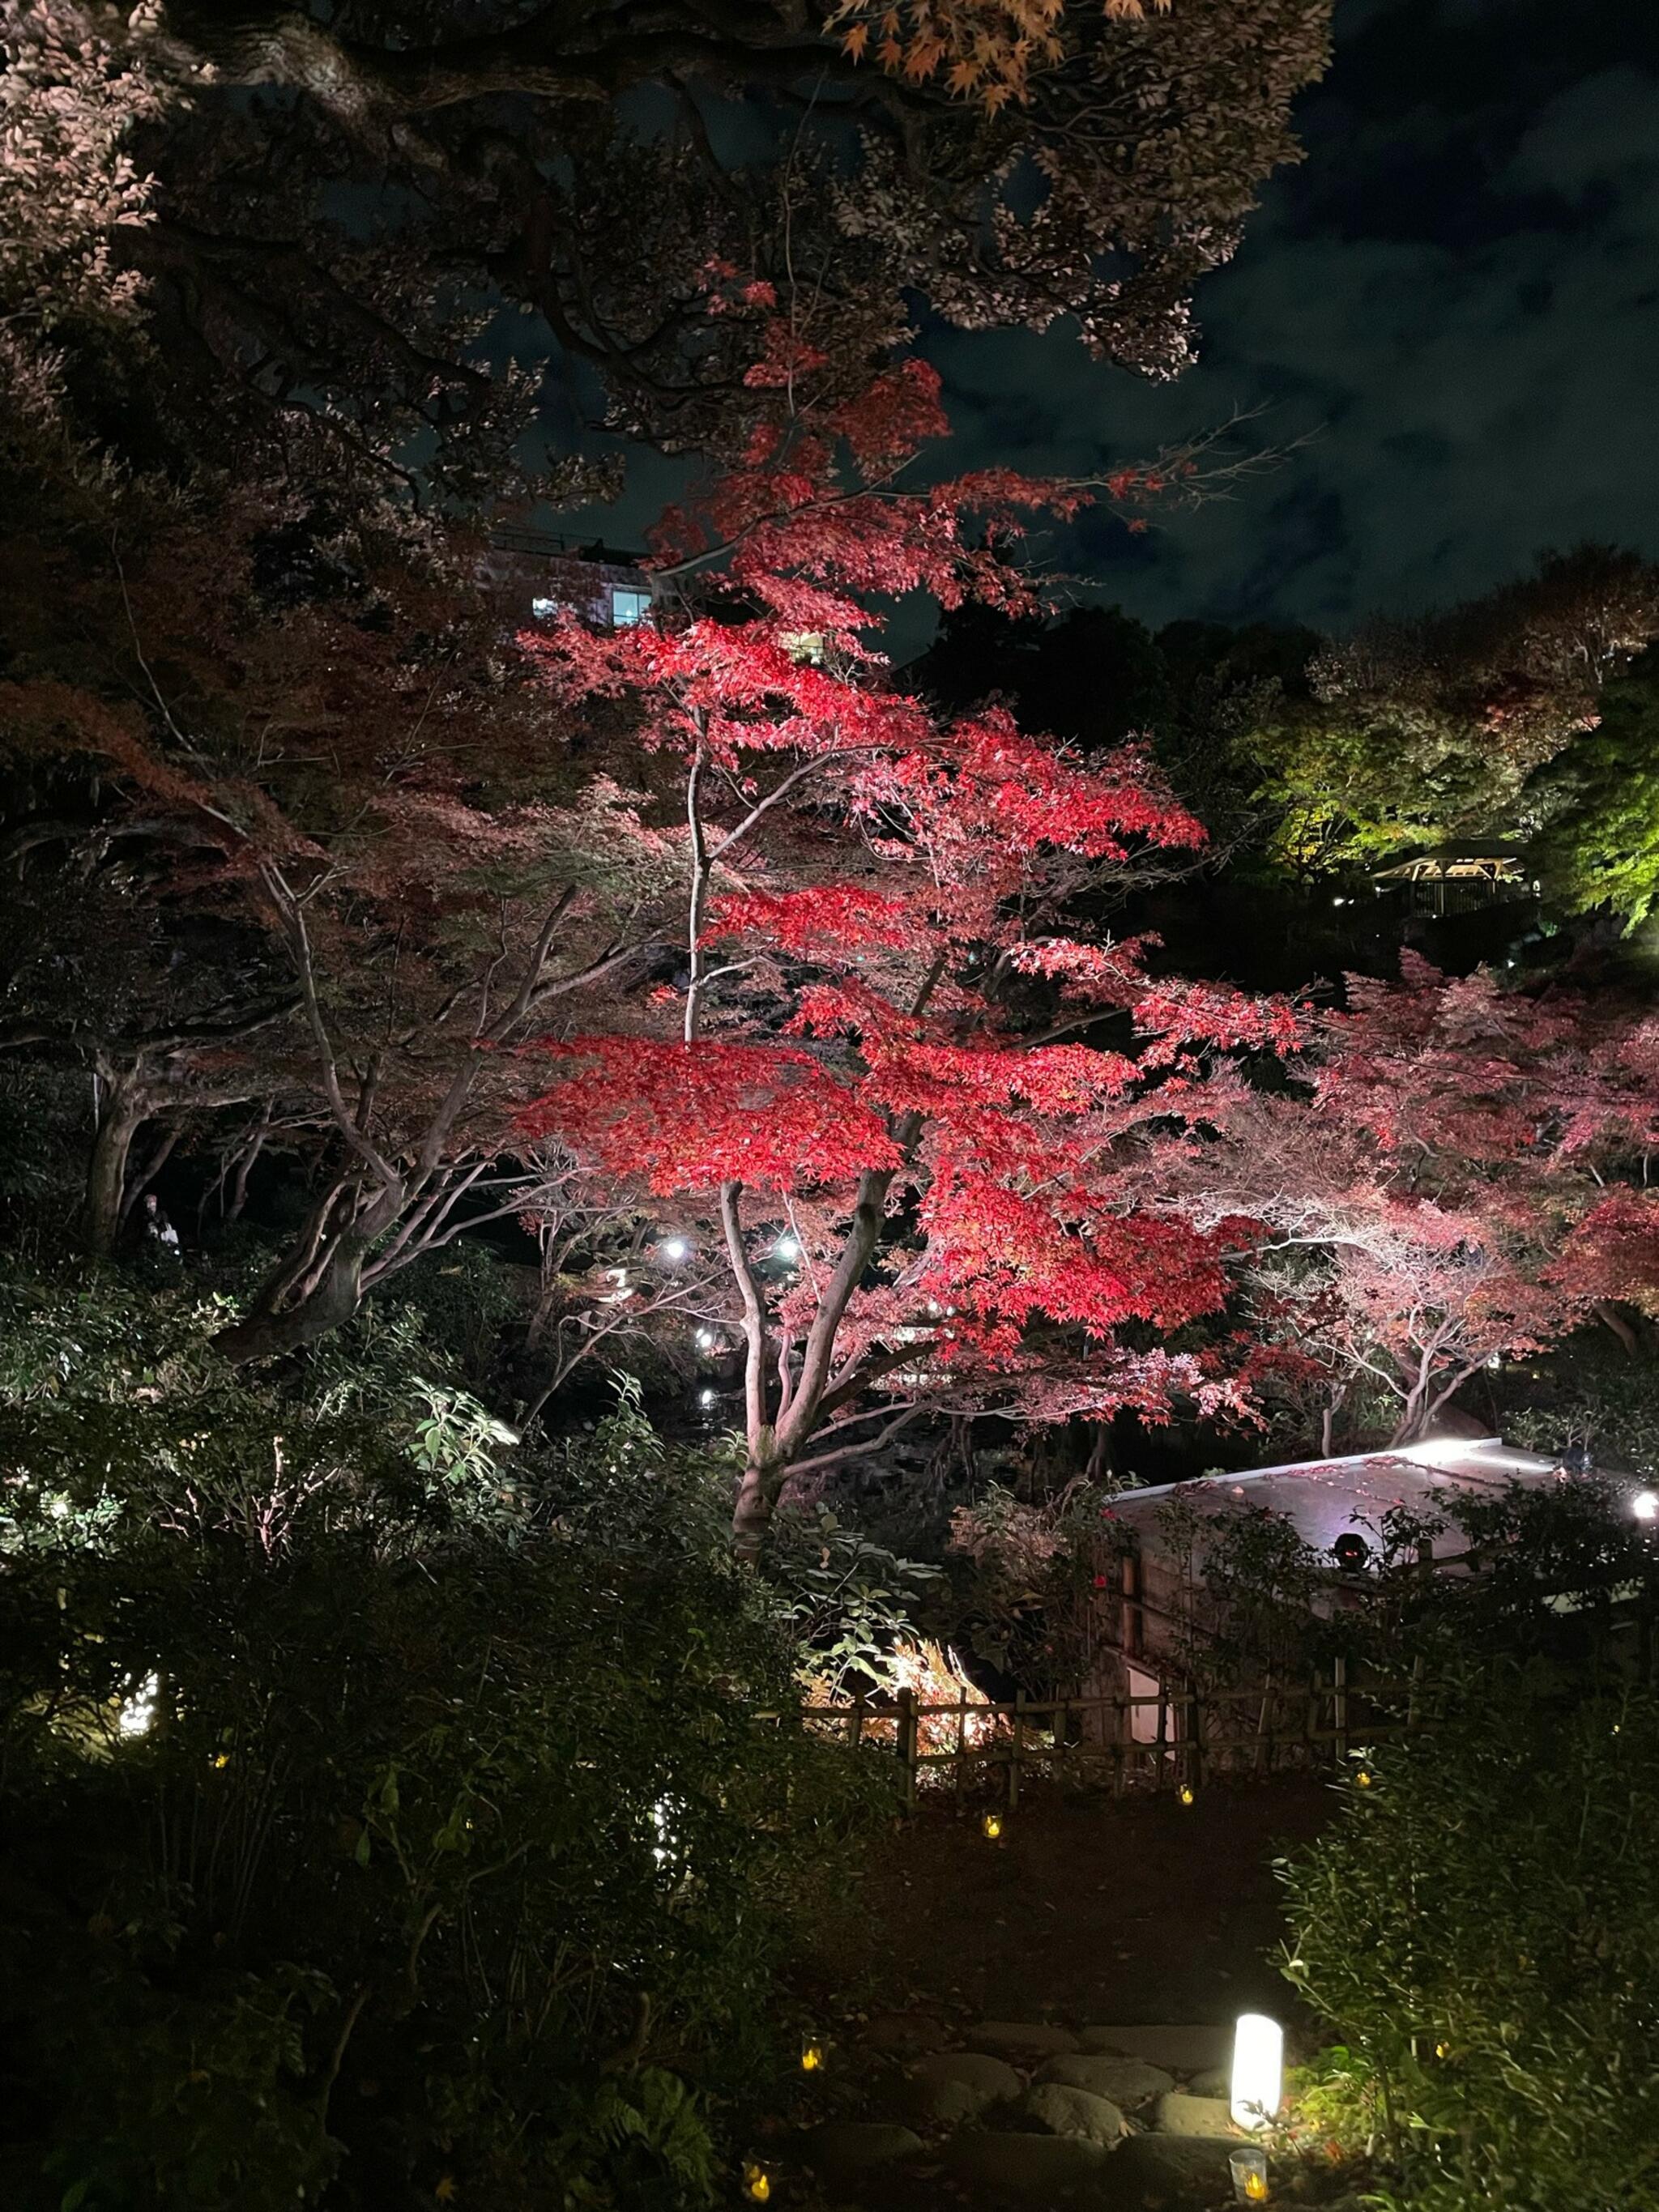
[1387,1404,1427,1448]
[723,1145,913,1554]
[212,1230,374,1362]
[1595,1300,1643,1359]
[212,1174,388,1362]
[731,1460,777,1565]
[81,1080,145,1255]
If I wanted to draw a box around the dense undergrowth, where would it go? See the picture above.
[6,1249,1659,2212]
[1282,1673,1659,2212]
[0,1271,890,2210]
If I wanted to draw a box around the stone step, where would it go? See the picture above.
[1077,2023,1234,2073]
[967,2018,1082,2061]
[1034,2054,1175,2107]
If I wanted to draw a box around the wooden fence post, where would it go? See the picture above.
[897,1687,918,1813]
[1187,1687,1204,1794]
[1254,1673,1274,1775]
[1154,1686,1169,1794]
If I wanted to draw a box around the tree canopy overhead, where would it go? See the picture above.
[6,0,1330,508]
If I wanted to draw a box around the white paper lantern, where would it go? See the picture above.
[1230,2014,1283,2132]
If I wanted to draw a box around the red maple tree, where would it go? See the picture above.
[1148,955,1659,1449]
[514,299,1294,1547]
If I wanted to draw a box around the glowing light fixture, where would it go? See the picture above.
[659,1236,689,1262]
[774,1234,800,1263]
[696,1329,717,1351]
[651,1797,680,1869]
[117,1671,160,1738]
[743,2163,772,2202]
[699,1387,716,1408]
[1230,2014,1283,2132]
[1634,1490,1659,1523]
[1178,1784,1196,1807]
[981,1810,1004,1839]
[1230,2146,1269,2202]
[800,2035,825,2072]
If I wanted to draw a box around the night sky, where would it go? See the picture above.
[564,0,1659,644]
[992,0,1659,634]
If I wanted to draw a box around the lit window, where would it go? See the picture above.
[531,596,557,620]
[1127,1665,1162,1744]
[611,586,651,627]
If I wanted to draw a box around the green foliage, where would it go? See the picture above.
[1233,695,1475,879]
[1506,1333,1659,1471]
[386,1243,527,1388]
[761,1506,944,1694]
[408,1379,522,1485]
[0,1284,891,2210]
[1279,1670,1659,2211]
[1154,1487,1337,1686]
[0,1268,523,1557]
[1529,645,1659,931]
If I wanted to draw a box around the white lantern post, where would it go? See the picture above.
[1230,2014,1284,2132]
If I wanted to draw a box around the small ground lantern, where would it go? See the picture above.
[1178,1783,1195,1806]
[981,1810,1004,1839]
[1230,2014,1283,2130]
[742,2161,773,2201]
[800,2034,825,2072]
[1230,2146,1269,2201]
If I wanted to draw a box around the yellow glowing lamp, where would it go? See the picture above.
[1229,2146,1269,2203]
[1178,1784,1196,1806]
[800,2036,825,2072]
[1230,2014,1284,2132]
[981,1811,1004,1839]
[743,2163,772,2203]
[1354,1768,1373,1788]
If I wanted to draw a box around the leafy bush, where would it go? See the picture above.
[762,1506,943,1695]
[1506,1332,1659,1473]
[946,1478,1120,1687]
[1279,1669,1659,2212]
[0,1282,891,2210]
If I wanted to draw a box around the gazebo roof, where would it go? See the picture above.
[1371,839,1529,883]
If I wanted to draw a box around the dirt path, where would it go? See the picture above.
[847,1776,1333,2029]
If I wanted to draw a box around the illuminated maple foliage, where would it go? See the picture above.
[1145,955,1659,1449]
[829,0,1166,109]
[514,306,1294,1546]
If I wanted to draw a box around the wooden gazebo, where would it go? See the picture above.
[1371,840,1537,918]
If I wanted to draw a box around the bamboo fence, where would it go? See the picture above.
[802,1656,1410,1811]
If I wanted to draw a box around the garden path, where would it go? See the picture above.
[766,1779,1340,2211]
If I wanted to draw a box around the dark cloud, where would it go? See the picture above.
[932,0,1659,636]
[554,0,1659,645]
